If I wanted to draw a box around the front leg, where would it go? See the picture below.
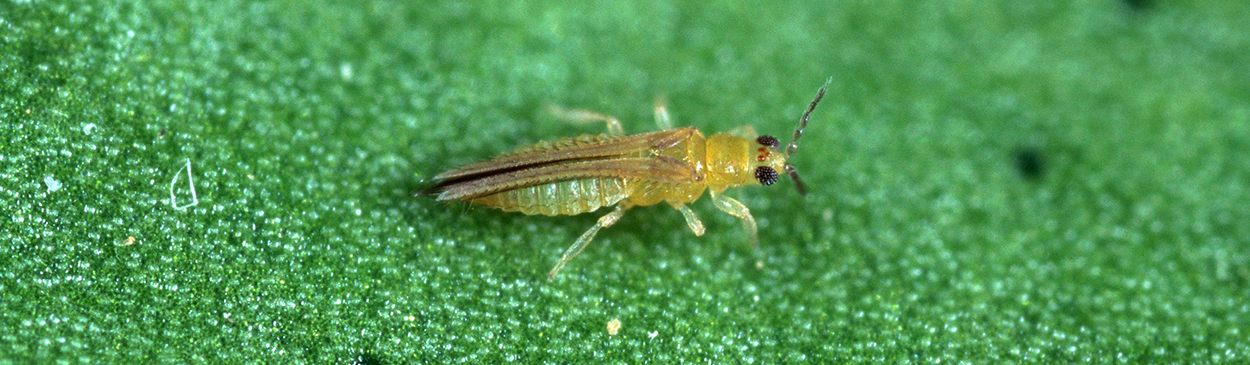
[725,125,757,139]
[709,190,759,251]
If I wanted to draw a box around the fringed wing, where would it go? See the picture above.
[431,128,696,182]
[429,156,695,201]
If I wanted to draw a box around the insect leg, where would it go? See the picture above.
[548,204,631,279]
[670,202,706,236]
[725,125,758,139]
[709,191,759,251]
[544,104,625,136]
[653,95,673,130]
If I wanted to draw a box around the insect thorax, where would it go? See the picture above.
[704,133,757,187]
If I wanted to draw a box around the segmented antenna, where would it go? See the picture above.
[782,78,831,196]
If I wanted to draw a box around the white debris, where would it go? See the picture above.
[340,63,353,80]
[44,176,62,192]
[170,159,199,210]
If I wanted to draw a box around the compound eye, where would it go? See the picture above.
[756,135,781,150]
[754,166,779,186]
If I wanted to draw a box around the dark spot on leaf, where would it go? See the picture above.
[352,353,386,365]
[1014,147,1044,180]
[1122,0,1152,11]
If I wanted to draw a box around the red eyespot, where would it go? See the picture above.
[757,147,768,162]
[754,166,779,185]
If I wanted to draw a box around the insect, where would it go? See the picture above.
[422,79,830,278]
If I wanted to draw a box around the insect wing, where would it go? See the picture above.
[433,156,694,201]
[433,128,696,182]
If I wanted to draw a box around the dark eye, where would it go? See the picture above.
[754,166,779,185]
[756,135,780,150]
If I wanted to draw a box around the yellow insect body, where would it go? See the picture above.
[460,128,703,216]
[423,80,830,278]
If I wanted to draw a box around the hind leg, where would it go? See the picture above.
[548,204,630,279]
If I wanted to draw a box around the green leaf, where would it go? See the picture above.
[3,0,1248,362]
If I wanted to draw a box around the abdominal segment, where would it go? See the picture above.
[470,178,632,216]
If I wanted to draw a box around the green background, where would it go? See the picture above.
[3,0,1248,362]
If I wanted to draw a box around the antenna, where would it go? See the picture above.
[783,78,831,196]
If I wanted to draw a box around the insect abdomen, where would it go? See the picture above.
[471,178,632,216]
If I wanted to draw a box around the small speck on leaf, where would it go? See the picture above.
[44,176,62,192]
[1122,0,1152,11]
[351,353,385,365]
[607,318,622,336]
[1014,147,1044,180]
